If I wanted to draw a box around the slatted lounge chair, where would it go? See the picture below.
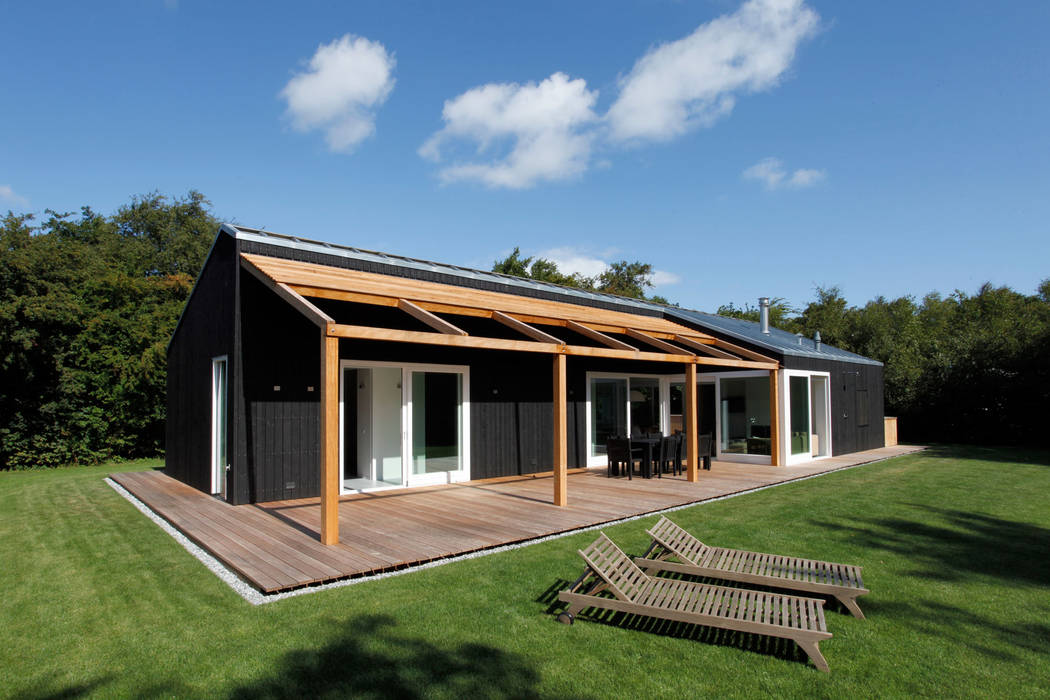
[557,533,833,672]
[634,516,870,619]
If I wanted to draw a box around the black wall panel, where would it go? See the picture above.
[782,356,885,456]
[165,231,237,493]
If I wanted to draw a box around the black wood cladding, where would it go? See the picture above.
[165,231,237,494]
[167,233,885,505]
[782,356,885,456]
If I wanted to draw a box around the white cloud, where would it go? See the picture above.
[651,269,682,286]
[0,185,28,208]
[280,34,395,153]
[537,247,610,278]
[419,72,598,189]
[536,247,681,288]
[742,157,825,189]
[606,0,819,143]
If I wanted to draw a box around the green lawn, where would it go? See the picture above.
[2,447,1049,699]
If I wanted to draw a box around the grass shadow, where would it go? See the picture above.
[228,614,588,700]
[810,506,1050,586]
[12,677,113,700]
[869,598,1050,662]
[919,444,1050,466]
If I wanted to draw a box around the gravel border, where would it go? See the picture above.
[106,447,920,605]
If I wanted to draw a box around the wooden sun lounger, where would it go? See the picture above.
[557,533,833,672]
[633,516,870,619]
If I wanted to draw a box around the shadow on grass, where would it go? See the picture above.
[539,579,817,670]
[228,614,586,700]
[12,677,112,700]
[811,506,1050,586]
[919,444,1050,466]
[868,599,1050,661]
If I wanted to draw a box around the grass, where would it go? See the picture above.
[1,446,1049,698]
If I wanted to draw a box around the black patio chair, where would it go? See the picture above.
[606,437,635,479]
[656,435,678,477]
[699,433,713,470]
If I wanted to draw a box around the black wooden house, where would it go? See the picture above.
[166,225,885,544]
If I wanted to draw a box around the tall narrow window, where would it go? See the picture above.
[211,357,228,497]
[789,375,811,456]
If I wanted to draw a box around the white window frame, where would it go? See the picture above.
[584,371,669,467]
[781,369,833,465]
[339,359,471,493]
[210,355,228,497]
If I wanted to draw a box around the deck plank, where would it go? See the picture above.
[112,445,923,594]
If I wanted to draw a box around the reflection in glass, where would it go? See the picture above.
[591,378,627,455]
[412,372,462,474]
[719,377,771,455]
[790,375,811,455]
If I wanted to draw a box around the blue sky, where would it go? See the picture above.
[2,1,1048,312]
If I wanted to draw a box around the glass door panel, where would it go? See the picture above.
[342,366,404,491]
[719,377,772,456]
[810,375,829,457]
[629,377,660,436]
[372,367,404,485]
[590,378,627,455]
[789,375,811,456]
[411,371,463,476]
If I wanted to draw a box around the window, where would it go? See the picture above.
[719,376,771,456]
[856,388,869,427]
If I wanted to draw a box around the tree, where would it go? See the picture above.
[595,260,652,299]
[716,297,798,332]
[0,192,218,469]
[491,249,670,303]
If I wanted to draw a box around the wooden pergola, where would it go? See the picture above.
[241,253,781,545]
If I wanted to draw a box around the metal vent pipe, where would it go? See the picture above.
[758,297,771,334]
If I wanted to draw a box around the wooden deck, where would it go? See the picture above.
[111,445,922,594]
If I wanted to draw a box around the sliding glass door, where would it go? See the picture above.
[784,370,831,464]
[588,374,666,462]
[341,362,469,492]
[410,371,464,483]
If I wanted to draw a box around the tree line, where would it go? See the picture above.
[1,193,1045,468]
[0,193,217,468]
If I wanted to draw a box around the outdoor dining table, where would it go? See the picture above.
[630,437,661,478]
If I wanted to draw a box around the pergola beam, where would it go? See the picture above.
[673,334,742,361]
[286,282,717,343]
[241,258,334,328]
[325,323,777,368]
[397,298,467,335]
[625,328,692,355]
[566,321,638,351]
[713,338,778,364]
[491,310,564,344]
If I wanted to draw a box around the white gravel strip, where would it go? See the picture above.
[106,449,915,605]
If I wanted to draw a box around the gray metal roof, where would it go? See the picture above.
[225,223,881,366]
[665,308,882,366]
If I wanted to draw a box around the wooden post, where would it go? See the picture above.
[320,330,340,544]
[685,362,698,482]
[769,368,781,467]
[553,353,568,506]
